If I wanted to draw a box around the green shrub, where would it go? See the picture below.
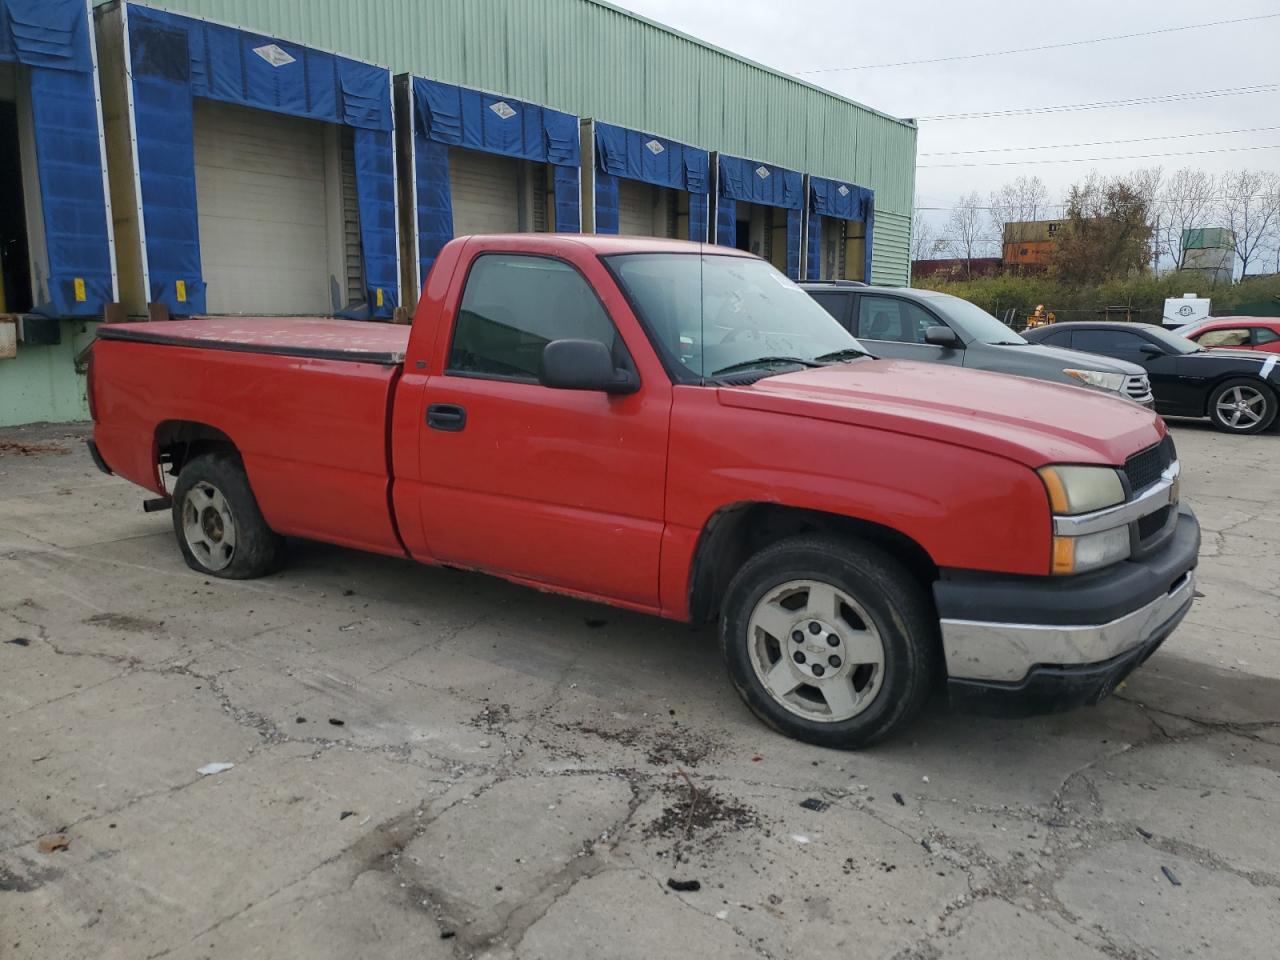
[914,272,1280,323]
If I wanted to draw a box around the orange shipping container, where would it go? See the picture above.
[1003,239,1055,267]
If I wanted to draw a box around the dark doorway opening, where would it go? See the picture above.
[0,99,33,314]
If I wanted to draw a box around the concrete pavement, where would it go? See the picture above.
[2,420,1278,959]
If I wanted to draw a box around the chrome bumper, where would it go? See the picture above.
[941,569,1196,683]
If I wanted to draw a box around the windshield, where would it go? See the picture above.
[929,294,1028,345]
[608,252,864,379]
[1173,318,1212,336]
[1139,325,1202,355]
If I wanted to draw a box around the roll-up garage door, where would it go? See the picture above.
[194,100,341,315]
[449,148,520,237]
[617,178,654,236]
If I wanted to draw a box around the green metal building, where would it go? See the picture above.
[1,0,917,426]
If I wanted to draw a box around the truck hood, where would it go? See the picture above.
[719,358,1163,468]
[1006,341,1147,375]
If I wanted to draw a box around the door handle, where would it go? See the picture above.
[426,403,466,432]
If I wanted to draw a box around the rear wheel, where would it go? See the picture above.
[1207,378,1276,434]
[171,451,284,579]
[720,535,938,748]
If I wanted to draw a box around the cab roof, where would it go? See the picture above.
[457,234,757,258]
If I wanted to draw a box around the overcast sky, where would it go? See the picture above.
[609,0,1278,233]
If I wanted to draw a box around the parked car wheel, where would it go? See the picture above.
[172,451,284,579]
[1207,378,1277,435]
[720,535,938,748]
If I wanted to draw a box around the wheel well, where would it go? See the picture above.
[687,503,939,624]
[155,421,238,479]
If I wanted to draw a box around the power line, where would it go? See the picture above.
[919,125,1280,156]
[914,194,1272,212]
[917,83,1279,121]
[797,13,1280,74]
[919,142,1280,168]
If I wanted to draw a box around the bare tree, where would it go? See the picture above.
[1219,169,1280,278]
[910,209,937,262]
[945,192,987,278]
[1128,166,1163,269]
[986,175,1050,245]
[1153,167,1218,269]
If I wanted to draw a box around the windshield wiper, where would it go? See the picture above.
[710,356,823,377]
[813,347,872,362]
[990,340,1026,346]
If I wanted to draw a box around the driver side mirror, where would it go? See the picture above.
[924,325,963,348]
[540,339,639,395]
[1139,343,1165,357]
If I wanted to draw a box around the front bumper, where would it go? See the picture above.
[935,504,1199,717]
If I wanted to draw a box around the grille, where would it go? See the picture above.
[1124,435,1176,493]
[1123,374,1153,403]
[1138,505,1172,541]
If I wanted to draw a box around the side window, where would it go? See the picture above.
[1251,327,1279,345]
[1197,327,1250,348]
[808,292,850,328]
[1072,330,1146,355]
[1041,329,1072,348]
[856,296,940,344]
[448,255,620,380]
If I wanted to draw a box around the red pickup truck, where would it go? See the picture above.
[88,235,1199,747]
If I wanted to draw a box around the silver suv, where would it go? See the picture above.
[802,282,1153,406]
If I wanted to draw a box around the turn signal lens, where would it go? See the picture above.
[1051,536,1075,575]
[1038,465,1126,516]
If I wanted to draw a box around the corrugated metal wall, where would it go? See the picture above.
[870,211,910,286]
[103,0,917,279]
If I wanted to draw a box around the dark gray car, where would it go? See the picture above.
[802,281,1153,406]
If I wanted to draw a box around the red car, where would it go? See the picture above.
[86,235,1199,747]
[1176,316,1280,353]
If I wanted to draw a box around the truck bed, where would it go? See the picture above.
[96,317,410,365]
[91,318,408,558]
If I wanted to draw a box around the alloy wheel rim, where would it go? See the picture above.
[746,579,886,723]
[1215,385,1266,428]
[182,482,237,571]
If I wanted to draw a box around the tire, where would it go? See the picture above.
[720,535,939,749]
[171,450,284,579]
[1207,378,1277,435]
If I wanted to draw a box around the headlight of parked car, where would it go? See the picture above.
[1039,465,1131,575]
[1050,527,1131,576]
[1038,465,1126,515]
[1063,368,1127,392]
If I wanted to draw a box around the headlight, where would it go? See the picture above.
[1052,527,1131,575]
[1038,465,1126,515]
[1063,368,1126,392]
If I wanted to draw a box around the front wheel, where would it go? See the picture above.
[171,450,284,579]
[720,535,939,749]
[1207,378,1277,434]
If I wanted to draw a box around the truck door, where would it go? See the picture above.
[413,250,671,607]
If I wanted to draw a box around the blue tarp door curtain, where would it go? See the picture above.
[714,154,804,279]
[125,3,398,317]
[592,121,708,242]
[410,76,580,286]
[0,0,113,317]
[805,175,874,282]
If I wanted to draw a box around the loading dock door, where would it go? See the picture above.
[819,216,844,279]
[0,82,32,314]
[617,179,654,236]
[194,100,337,315]
[449,147,520,237]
